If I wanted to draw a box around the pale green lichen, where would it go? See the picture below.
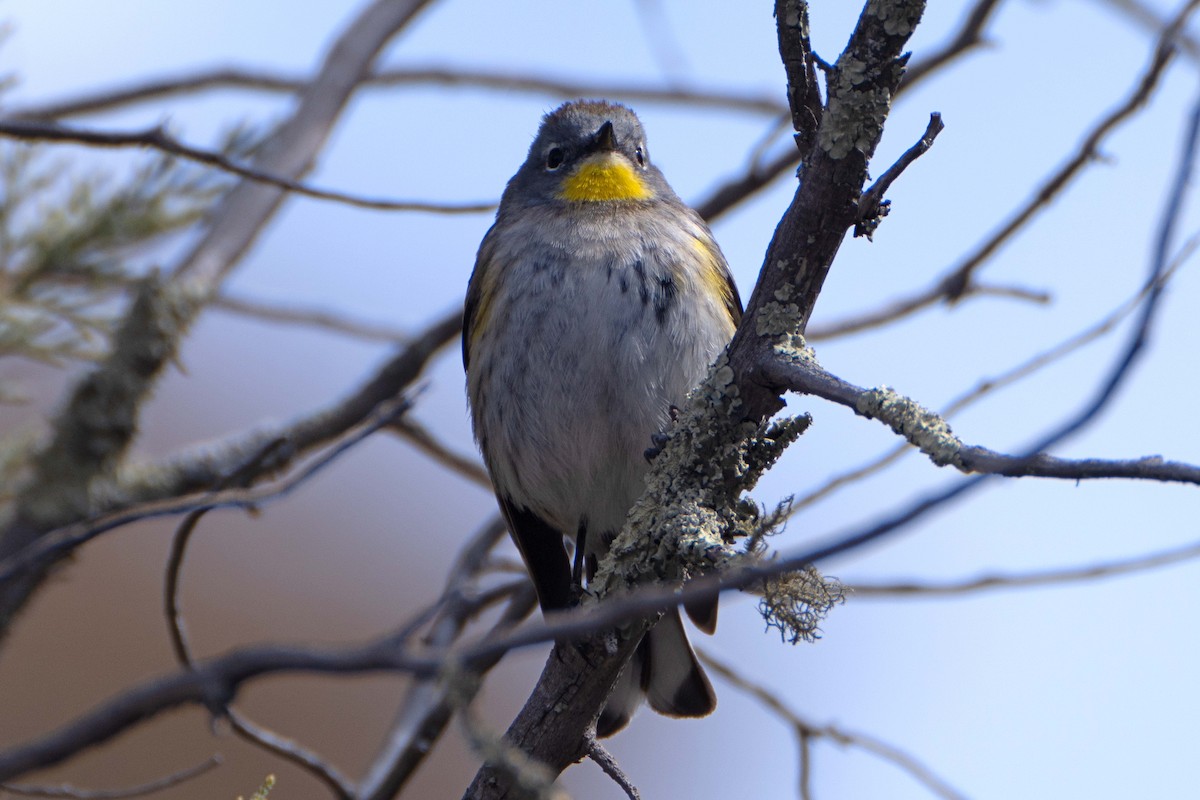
[772,331,817,366]
[819,85,891,160]
[868,0,925,37]
[856,386,964,468]
[756,300,803,337]
[239,775,277,800]
[759,565,847,645]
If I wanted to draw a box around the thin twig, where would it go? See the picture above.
[806,9,1183,342]
[699,650,966,800]
[939,9,1186,299]
[694,0,1005,222]
[0,119,496,214]
[356,516,527,800]
[1091,0,1200,62]
[389,417,491,488]
[7,66,787,122]
[0,755,222,799]
[855,113,945,239]
[851,536,1200,596]
[584,734,641,800]
[165,504,354,798]
[807,280,1050,341]
[212,293,412,343]
[899,0,1005,91]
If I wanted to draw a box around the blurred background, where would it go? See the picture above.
[1,1,1199,798]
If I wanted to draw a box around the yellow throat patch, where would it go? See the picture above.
[558,154,653,202]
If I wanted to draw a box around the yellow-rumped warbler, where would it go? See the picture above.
[463,100,741,736]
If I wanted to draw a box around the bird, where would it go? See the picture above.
[463,99,741,736]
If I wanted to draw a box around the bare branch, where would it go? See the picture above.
[212,293,412,343]
[695,145,800,222]
[165,505,354,799]
[0,756,221,799]
[851,537,1200,597]
[700,650,966,800]
[0,395,413,590]
[807,280,1050,341]
[855,112,945,239]
[939,10,1184,299]
[7,66,786,122]
[1092,0,1200,62]
[99,309,460,515]
[584,734,641,800]
[808,7,1184,342]
[694,0,1004,223]
[389,417,491,488]
[168,0,436,292]
[357,585,537,800]
[357,515,517,799]
[0,641,418,782]
[793,233,1195,513]
[0,119,495,214]
[898,0,1005,91]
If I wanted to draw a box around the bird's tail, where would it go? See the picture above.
[596,608,716,737]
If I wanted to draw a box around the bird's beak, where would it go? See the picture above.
[592,121,617,152]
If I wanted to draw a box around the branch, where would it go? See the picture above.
[938,8,1185,299]
[0,119,495,214]
[584,735,641,800]
[792,236,1197,512]
[7,66,787,122]
[165,507,354,799]
[212,292,412,343]
[1091,0,1200,62]
[0,756,221,799]
[0,395,413,591]
[98,309,460,517]
[356,517,536,800]
[898,0,1005,91]
[699,650,966,800]
[855,112,945,238]
[806,280,1050,341]
[851,536,1200,596]
[389,417,492,489]
[694,0,1004,222]
[805,5,1184,341]
[0,640,422,782]
[763,355,1200,485]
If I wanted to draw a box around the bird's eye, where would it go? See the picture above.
[635,146,646,166]
[546,147,565,170]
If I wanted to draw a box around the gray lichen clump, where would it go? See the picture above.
[856,386,964,468]
[870,0,925,37]
[819,0,924,160]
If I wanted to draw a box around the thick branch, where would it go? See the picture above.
[99,309,460,517]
